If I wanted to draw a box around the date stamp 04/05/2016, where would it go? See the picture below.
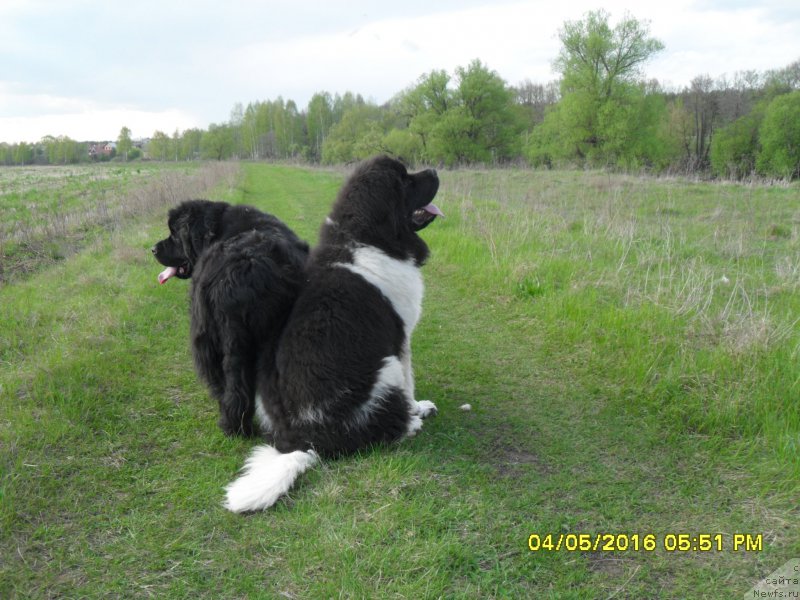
[527,532,764,553]
[528,534,799,598]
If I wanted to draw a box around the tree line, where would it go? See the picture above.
[2,10,799,179]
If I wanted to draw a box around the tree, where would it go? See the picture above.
[229,103,245,159]
[397,69,452,157]
[398,61,522,165]
[14,142,33,165]
[201,123,235,160]
[710,110,762,178]
[321,103,385,164]
[179,129,203,160]
[381,128,424,164]
[683,75,718,170]
[595,81,674,169]
[757,91,800,179]
[452,59,523,163]
[306,92,334,162]
[117,127,133,161]
[149,130,171,161]
[556,10,664,98]
[513,79,560,124]
[172,129,181,161]
[39,135,82,164]
[547,10,664,163]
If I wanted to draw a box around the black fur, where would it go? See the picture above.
[152,200,309,436]
[257,155,440,457]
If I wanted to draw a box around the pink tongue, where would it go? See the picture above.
[423,203,444,217]
[158,266,178,284]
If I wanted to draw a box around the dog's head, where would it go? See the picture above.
[152,200,224,284]
[324,155,442,263]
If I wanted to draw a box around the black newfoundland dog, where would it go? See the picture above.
[223,156,442,512]
[152,200,309,437]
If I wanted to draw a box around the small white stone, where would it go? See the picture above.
[459,403,472,411]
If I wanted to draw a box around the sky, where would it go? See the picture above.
[0,0,798,143]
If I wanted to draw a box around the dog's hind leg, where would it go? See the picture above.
[192,330,226,403]
[219,351,256,437]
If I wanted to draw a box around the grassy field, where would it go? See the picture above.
[0,162,238,282]
[1,162,798,598]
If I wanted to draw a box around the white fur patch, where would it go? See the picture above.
[372,356,405,399]
[294,405,326,426]
[350,356,405,429]
[224,445,319,513]
[254,394,272,432]
[336,245,424,337]
[414,400,438,418]
[405,414,424,437]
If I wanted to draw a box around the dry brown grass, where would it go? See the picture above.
[0,162,239,282]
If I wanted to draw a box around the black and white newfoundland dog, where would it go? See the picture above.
[154,156,442,513]
[223,156,442,512]
[152,200,309,437]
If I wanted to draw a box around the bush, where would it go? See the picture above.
[710,111,762,179]
[756,91,800,179]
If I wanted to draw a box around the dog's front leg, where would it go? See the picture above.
[401,339,437,419]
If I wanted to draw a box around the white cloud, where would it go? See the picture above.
[0,107,199,144]
[0,0,798,142]
[224,2,567,105]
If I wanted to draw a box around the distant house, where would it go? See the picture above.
[88,142,117,159]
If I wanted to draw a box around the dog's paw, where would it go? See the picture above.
[405,414,424,438]
[415,400,438,419]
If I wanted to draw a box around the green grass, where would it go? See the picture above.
[1,163,799,598]
[0,162,237,282]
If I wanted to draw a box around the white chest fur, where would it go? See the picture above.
[336,245,424,336]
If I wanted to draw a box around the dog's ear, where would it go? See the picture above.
[174,205,216,264]
[190,222,213,260]
[178,225,197,263]
[174,209,200,263]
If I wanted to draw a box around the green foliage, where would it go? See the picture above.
[148,130,171,161]
[398,60,522,166]
[598,84,677,169]
[556,10,664,98]
[756,90,800,179]
[1,22,796,176]
[306,92,335,162]
[40,135,85,165]
[524,104,563,167]
[12,142,34,165]
[538,10,666,168]
[710,110,763,178]
[398,69,452,159]
[381,128,424,164]
[201,123,235,161]
[453,59,523,162]
[117,126,133,161]
[321,103,385,164]
[178,128,203,160]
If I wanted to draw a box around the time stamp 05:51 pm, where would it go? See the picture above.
[528,532,764,553]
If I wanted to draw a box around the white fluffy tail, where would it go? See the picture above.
[224,445,319,513]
